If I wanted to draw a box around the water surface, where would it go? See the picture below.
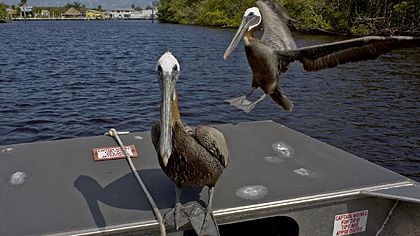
[1,21,419,181]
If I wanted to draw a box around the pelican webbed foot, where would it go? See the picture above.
[164,202,200,230]
[190,207,219,236]
[225,93,267,113]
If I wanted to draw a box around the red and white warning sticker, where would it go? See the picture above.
[93,145,138,161]
[333,210,368,236]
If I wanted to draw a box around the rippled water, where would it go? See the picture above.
[1,21,419,181]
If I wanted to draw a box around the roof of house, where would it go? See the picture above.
[87,10,104,14]
[110,8,134,11]
[64,7,80,16]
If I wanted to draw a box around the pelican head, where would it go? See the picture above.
[223,7,261,60]
[156,51,180,166]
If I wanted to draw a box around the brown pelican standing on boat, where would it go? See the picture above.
[151,52,230,236]
[224,1,420,113]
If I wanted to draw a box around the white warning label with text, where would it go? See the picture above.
[333,210,368,236]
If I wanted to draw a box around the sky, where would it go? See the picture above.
[2,0,154,9]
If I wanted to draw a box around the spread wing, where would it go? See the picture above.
[195,126,230,168]
[279,36,420,71]
[257,1,297,51]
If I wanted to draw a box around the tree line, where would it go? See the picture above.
[156,0,420,36]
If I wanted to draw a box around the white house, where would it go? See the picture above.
[130,9,155,19]
[41,10,50,17]
[19,5,33,16]
[109,9,134,19]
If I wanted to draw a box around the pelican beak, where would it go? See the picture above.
[159,72,175,167]
[223,14,260,60]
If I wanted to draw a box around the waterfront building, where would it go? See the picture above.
[129,11,143,19]
[109,9,134,19]
[62,7,81,18]
[41,10,50,17]
[6,8,18,17]
[131,9,155,19]
[86,10,105,19]
[108,9,157,19]
[19,5,33,17]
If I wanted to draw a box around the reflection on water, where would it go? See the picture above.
[1,21,419,181]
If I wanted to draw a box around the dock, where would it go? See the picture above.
[1,120,419,235]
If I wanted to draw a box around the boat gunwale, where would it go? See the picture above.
[49,180,415,236]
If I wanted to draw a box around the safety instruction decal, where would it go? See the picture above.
[93,145,138,161]
[333,210,368,236]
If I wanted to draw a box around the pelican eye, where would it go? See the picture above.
[173,64,178,72]
[157,65,163,72]
[249,12,254,16]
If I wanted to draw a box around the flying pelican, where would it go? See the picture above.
[224,1,420,113]
[151,51,230,236]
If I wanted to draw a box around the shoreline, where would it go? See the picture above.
[8,18,154,21]
[4,18,418,36]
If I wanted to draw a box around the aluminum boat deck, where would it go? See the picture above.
[1,120,419,235]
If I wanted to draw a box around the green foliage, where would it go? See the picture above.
[32,6,67,16]
[157,0,419,36]
[195,0,230,26]
[392,0,419,33]
[1,2,9,19]
[157,0,255,26]
[283,0,333,31]
[65,2,82,11]
[157,0,196,24]
[350,24,370,36]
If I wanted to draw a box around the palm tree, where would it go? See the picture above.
[73,2,81,12]
[82,4,86,17]
[18,0,28,24]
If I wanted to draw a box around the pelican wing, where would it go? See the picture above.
[195,126,230,168]
[257,1,297,51]
[182,121,195,136]
[280,36,420,71]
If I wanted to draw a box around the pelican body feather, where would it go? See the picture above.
[152,118,227,188]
